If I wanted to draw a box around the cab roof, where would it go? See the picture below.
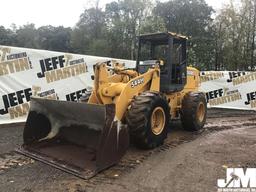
[139,32,188,43]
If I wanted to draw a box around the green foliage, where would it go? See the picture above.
[0,26,15,45]
[38,26,72,52]
[154,0,214,70]
[0,24,72,52]
[105,0,152,59]
[214,0,256,70]
[15,24,39,48]
[71,6,108,56]
[139,16,166,34]
[0,0,255,71]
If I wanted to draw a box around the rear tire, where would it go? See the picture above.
[126,91,170,149]
[180,92,207,131]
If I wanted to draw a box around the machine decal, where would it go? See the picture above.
[131,77,144,88]
[187,70,194,76]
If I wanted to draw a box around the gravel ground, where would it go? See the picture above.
[0,108,255,192]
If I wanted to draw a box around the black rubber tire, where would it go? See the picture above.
[180,92,207,131]
[126,91,170,149]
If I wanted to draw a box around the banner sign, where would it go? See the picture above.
[200,71,256,110]
[0,46,135,124]
[1,46,255,125]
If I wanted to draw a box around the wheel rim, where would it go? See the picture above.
[151,107,166,135]
[197,102,205,122]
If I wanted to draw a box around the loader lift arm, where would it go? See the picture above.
[88,62,160,121]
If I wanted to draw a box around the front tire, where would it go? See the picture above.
[126,91,170,149]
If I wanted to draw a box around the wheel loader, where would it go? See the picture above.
[17,32,207,179]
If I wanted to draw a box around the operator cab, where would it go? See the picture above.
[136,32,187,92]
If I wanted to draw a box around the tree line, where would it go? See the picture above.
[0,0,255,71]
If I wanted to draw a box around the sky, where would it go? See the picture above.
[0,0,228,29]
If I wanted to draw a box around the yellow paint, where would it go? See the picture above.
[164,67,201,119]
[151,107,165,135]
[88,62,200,121]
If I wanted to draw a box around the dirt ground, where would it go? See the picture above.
[0,109,255,192]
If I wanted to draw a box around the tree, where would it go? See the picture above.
[0,26,15,46]
[15,24,39,48]
[0,0,255,71]
[37,26,72,52]
[71,5,109,56]
[154,0,214,70]
[139,15,166,34]
[213,0,256,70]
[250,0,256,70]
[105,0,152,59]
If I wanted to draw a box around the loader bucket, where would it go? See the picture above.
[16,97,129,179]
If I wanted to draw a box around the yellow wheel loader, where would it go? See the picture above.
[17,32,207,179]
